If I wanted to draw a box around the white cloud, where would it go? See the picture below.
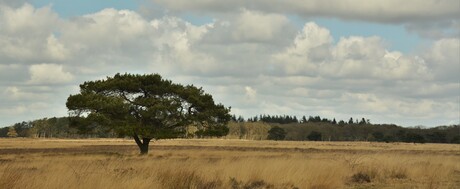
[340,92,458,121]
[46,34,69,61]
[273,22,332,75]
[62,8,148,49]
[333,36,385,60]
[232,9,290,42]
[29,64,74,84]
[148,17,218,75]
[0,3,61,62]
[0,3,458,127]
[0,3,57,35]
[422,38,460,82]
[244,86,257,102]
[274,23,430,80]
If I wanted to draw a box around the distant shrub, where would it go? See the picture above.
[229,177,274,189]
[267,126,286,141]
[351,172,371,183]
[403,133,426,143]
[450,135,460,144]
[307,131,322,141]
[372,131,385,141]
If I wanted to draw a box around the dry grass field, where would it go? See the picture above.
[0,138,459,189]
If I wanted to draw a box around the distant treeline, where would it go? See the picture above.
[232,114,369,125]
[274,122,459,144]
[1,115,459,144]
[0,117,117,139]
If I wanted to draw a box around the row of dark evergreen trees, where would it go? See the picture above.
[231,114,370,125]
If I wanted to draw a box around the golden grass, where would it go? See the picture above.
[0,138,459,189]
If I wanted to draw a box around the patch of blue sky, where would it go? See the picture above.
[31,0,142,18]
[31,0,217,26]
[289,16,423,53]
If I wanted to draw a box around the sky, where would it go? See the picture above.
[0,0,459,127]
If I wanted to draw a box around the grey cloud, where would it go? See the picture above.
[0,64,29,85]
[0,0,28,7]
[151,0,460,23]
[151,0,460,39]
[405,20,460,39]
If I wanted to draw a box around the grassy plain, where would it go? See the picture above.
[0,138,459,189]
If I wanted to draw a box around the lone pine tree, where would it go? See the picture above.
[66,73,231,154]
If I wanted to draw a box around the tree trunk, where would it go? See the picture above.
[133,134,151,155]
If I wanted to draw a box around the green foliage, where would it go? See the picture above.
[266,120,459,144]
[403,133,426,143]
[258,115,298,124]
[450,135,460,144]
[425,132,447,143]
[358,118,367,125]
[348,117,354,124]
[196,126,229,138]
[0,127,7,137]
[307,131,322,141]
[372,131,385,142]
[66,73,231,153]
[267,126,287,141]
[12,121,33,137]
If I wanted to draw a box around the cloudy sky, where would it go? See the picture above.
[0,0,459,127]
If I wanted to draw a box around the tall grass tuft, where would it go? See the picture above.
[0,166,23,188]
[157,169,222,189]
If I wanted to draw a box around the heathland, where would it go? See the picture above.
[0,138,459,189]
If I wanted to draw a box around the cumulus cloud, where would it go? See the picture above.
[274,23,430,80]
[232,9,290,43]
[29,64,74,84]
[63,8,149,49]
[46,34,70,60]
[273,22,332,75]
[0,2,458,127]
[0,3,61,63]
[148,16,218,75]
[421,38,460,82]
